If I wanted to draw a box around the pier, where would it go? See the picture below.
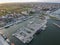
[12,16,47,43]
[53,23,60,28]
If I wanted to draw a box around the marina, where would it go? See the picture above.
[10,19,60,45]
[0,9,60,45]
[12,16,47,43]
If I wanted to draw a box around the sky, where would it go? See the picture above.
[0,0,60,3]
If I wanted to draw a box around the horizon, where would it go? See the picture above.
[0,2,60,4]
[0,0,60,4]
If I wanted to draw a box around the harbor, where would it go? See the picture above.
[0,17,60,45]
[0,13,47,43]
[0,9,60,45]
[12,16,47,43]
[10,19,60,45]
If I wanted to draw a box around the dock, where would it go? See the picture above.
[12,16,47,43]
[53,23,60,28]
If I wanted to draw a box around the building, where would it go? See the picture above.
[21,11,29,15]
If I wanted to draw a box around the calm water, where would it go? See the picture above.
[4,19,60,45]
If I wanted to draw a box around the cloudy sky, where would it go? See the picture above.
[0,0,60,3]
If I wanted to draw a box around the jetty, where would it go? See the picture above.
[53,23,60,28]
[12,16,47,43]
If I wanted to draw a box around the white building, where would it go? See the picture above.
[21,11,29,15]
